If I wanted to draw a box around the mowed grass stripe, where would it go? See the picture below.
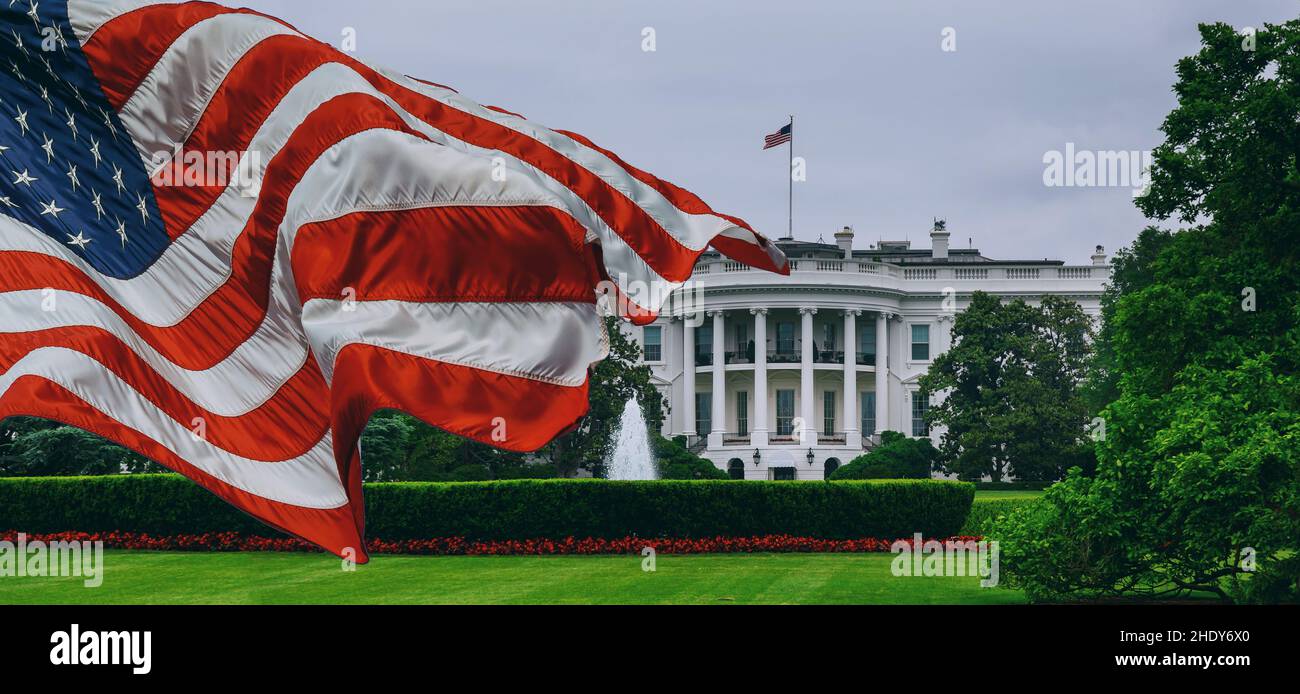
[0,551,1025,605]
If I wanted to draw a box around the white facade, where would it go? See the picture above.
[635,225,1110,480]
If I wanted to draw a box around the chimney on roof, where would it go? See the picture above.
[834,226,854,258]
[1091,245,1108,266]
[930,218,949,260]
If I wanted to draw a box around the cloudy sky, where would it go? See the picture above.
[249,0,1294,264]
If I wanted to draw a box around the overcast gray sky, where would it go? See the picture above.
[249,0,1295,264]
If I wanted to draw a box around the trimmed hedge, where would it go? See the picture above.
[0,475,975,541]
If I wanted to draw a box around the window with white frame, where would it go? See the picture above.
[642,325,662,362]
[736,391,748,436]
[910,324,930,361]
[861,392,876,435]
[911,392,929,437]
[823,390,836,434]
[858,323,876,363]
[776,389,795,435]
[695,393,711,434]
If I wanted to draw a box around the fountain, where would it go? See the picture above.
[604,398,659,480]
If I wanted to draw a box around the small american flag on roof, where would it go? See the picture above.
[0,0,789,561]
[763,122,792,149]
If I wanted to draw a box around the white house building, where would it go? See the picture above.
[636,222,1110,480]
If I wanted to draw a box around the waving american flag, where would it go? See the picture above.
[0,0,788,560]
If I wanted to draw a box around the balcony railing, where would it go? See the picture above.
[724,348,754,364]
[813,349,844,364]
[690,259,1107,281]
[768,348,800,364]
[698,346,879,367]
[818,432,846,445]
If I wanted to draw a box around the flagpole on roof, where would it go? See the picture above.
[786,114,794,241]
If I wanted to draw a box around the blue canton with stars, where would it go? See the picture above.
[1,0,167,279]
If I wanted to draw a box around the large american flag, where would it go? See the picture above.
[0,0,788,560]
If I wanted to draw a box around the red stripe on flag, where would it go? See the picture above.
[327,344,590,466]
[291,205,599,304]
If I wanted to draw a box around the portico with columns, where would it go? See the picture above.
[637,223,1109,480]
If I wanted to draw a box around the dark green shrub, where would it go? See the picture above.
[449,464,490,482]
[960,498,1037,536]
[652,435,728,480]
[830,431,938,480]
[0,475,975,541]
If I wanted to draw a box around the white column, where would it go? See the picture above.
[799,307,817,445]
[709,310,726,448]
[843,310,860,449]
[751,307,768,446]
[874,312,889,439]
[682,318,695,437]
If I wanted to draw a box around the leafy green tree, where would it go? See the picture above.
[995,21,1300,603]
[829,431,938,480]
[918,292,1092,482]
[359,410,533,481]
[546,316,668,477]
[358,410,418,481]
[1081,227,1175,413]
[0,417,160,476]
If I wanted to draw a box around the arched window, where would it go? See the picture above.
[824,457,841,480]
[727,458,745,480]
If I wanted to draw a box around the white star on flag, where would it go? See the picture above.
[66,230,91,249]
[38,198,63,218]
[100,107,117,140]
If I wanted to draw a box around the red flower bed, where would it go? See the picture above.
[0,530,985,556]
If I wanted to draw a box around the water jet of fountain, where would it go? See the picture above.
[605,397,659,480]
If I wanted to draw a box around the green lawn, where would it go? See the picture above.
[0,550,1026,605]
[974,489,1045,500]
